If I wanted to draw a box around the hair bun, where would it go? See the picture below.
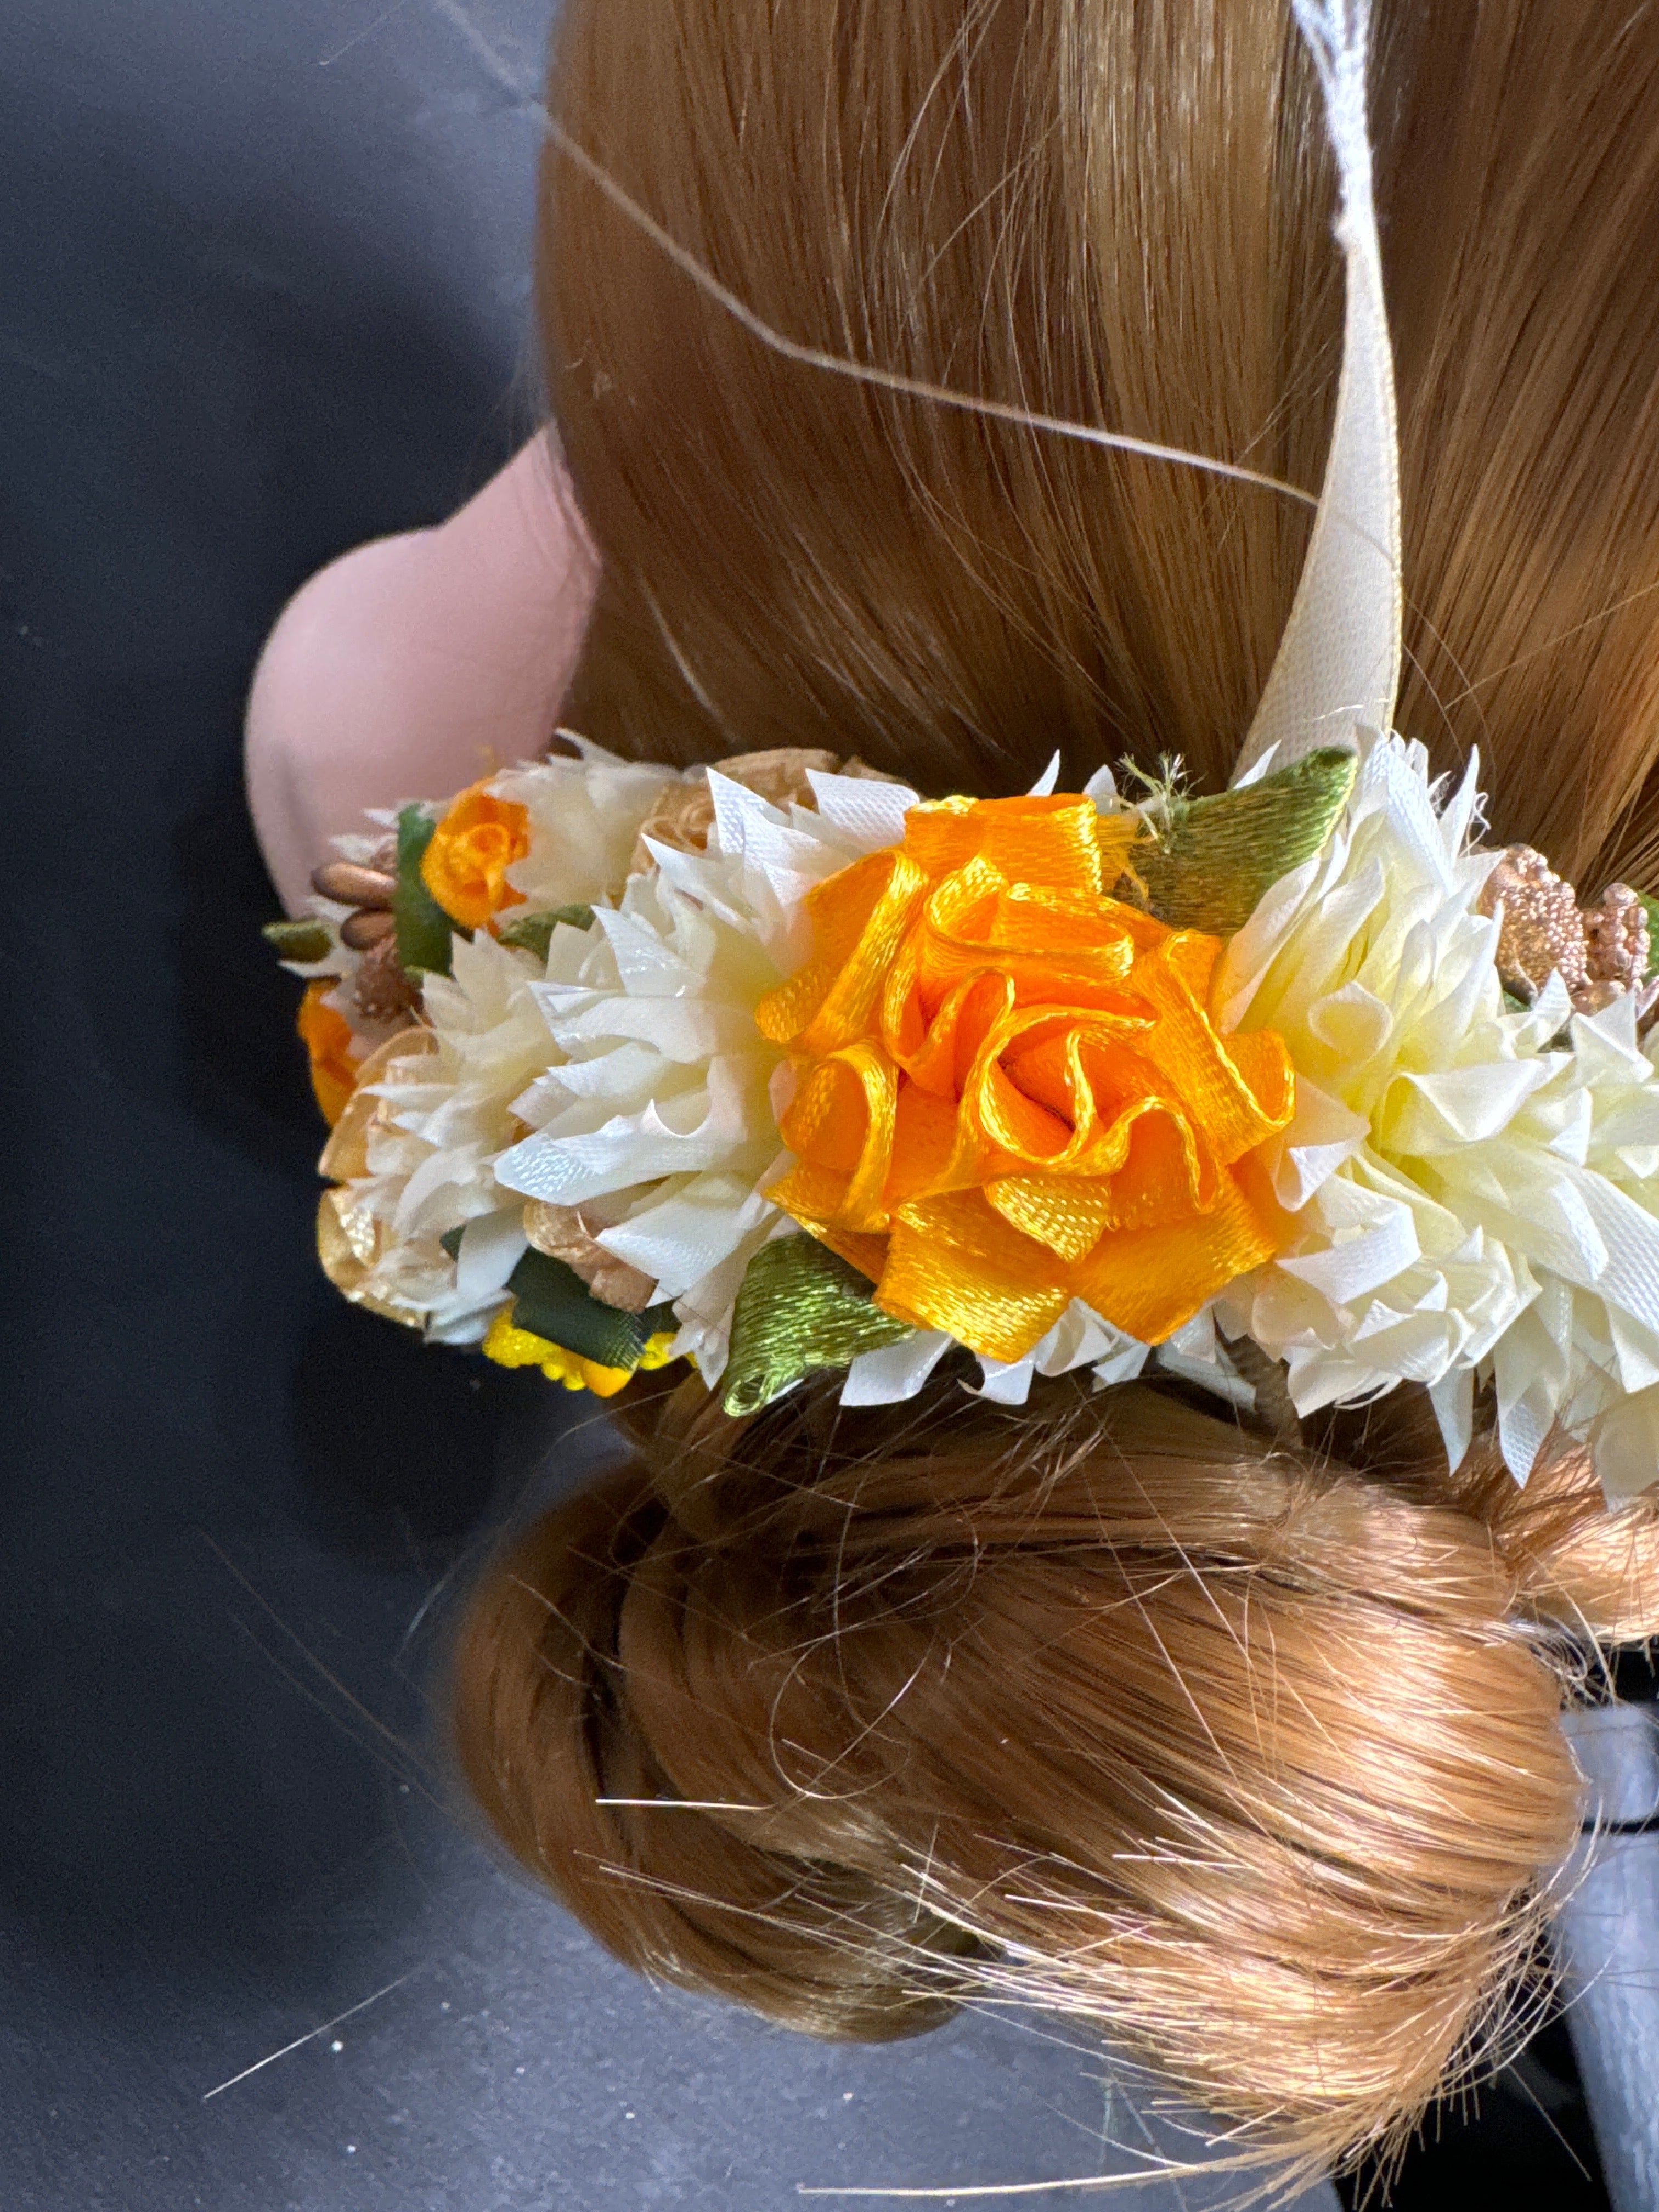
[454,1378,1582,2170]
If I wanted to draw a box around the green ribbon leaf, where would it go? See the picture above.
[504,1246,675,1372]
[394,804,466,977]
[495,904,596,961]
[721,1235,912,1417]
[1130,747,1358,936]
[262,918,335,964]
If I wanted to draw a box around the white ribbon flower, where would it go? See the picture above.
[491,736,684,910]
[1217,733,1659,1492]
[490,766,922,1380]
[333,929,557,1341]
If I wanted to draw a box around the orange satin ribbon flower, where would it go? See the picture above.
[297,980,360,1127]
[756,794,1294,1361]
[420,782,531,929]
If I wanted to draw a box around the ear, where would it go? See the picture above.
[245,433,599,912]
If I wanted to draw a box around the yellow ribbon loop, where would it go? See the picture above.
[757,795,1295,1360]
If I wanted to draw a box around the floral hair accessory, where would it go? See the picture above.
[263,0,1659,1498]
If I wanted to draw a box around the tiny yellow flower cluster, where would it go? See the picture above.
[481,1307,678,1396]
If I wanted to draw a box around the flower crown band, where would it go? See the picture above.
[270,731,1659,1499]
[264,1,1659,1499]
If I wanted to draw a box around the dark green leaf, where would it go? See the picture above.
[262,918,335,964]
[394,804,465,977]
[505,1247,653,1370]
[1636,891,1659,981]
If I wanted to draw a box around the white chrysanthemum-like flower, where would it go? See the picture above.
[1216,733,1659,1493]
[337,930,557,1342]
[493,869,789,1376]
[309,745,684,1337]
[492,737,684,910]
[491,767,928,1377]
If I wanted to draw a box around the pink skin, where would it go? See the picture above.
[245,434,599,915]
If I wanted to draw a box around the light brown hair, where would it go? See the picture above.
[455,0,1659,2180]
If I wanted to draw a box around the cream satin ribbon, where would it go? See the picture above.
[1233,0,1402,784]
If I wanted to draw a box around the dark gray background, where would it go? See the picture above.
[0,2,1604,2206]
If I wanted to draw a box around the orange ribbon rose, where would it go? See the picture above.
[755,794,1294,1361]
[420,782,531,929]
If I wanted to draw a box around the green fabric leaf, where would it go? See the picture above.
[505,1247,658,1370]
[721,1235,912,1417]
[495,904,596,961]
[262,918,335,964]
[1635,892,1659,981]
[1130,747,1358,936]
[394,804,465,977]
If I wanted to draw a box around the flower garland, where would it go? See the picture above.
[266,727,1659,1495]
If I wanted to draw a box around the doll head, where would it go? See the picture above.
[452,0,1659,2180]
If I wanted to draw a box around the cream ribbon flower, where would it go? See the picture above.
[308,742,690,1342]
[325,929,558,1341]
[491,736,684,910]
[1217,733,1659,1494]
[491,767,925,1378]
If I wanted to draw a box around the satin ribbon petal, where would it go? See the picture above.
[755,848,928,1056]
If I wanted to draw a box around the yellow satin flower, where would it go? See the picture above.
[421,782,532,930]
[756,794,1295,1361]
